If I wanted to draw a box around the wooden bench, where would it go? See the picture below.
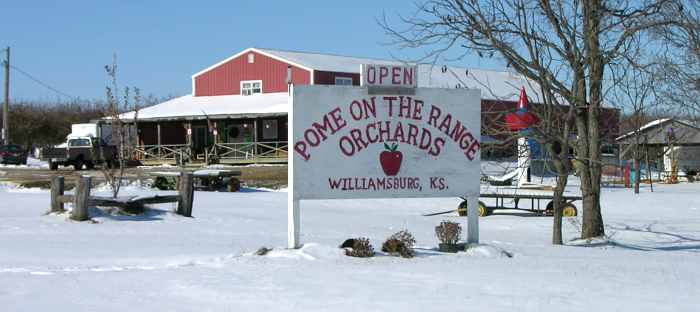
[49,173,195,221]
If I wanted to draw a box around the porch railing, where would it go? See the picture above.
[208,141,288,161]
[131,141,288,164]
[133,144,191,163]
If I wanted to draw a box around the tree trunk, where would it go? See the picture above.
[634,158,640,194]
[646,144,653,192]
[551,164,568,245]
[580,0,605,239]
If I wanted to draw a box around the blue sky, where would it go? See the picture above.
[0,0,504,101]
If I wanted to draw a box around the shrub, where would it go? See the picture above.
[345,237,375,258]
[435,221,461,245]
[390,230,416,248]
[381,230,416,258]
[153,176,176,190]
[382,238,415,258]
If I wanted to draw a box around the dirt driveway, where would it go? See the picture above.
[0,165,288,190]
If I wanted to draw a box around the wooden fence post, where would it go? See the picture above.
[70,176,91,221]
[177,172,194,217]
[50,176,65,213]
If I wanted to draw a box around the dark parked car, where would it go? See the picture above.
[0,144,28,165]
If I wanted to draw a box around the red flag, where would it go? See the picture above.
[517,87,529,111]
[505,87,539,131]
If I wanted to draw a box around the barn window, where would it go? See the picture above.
[241,80,262,96]
[247,53,255,63]
[335,77,353,86]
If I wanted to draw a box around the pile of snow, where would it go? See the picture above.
[91,180,160,196]
[260,243,345,261]
[0,181,46,193]
[463,244,514,258]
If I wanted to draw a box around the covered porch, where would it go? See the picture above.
[119,93,289,165]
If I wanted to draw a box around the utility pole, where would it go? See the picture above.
[2,47,9,145]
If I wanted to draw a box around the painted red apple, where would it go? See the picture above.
[380,143,402,176]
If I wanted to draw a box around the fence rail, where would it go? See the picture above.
[132,141,287,164]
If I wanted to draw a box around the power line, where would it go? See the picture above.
[9,64,77,100]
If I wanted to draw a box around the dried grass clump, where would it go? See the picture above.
[381,230,416,258]
[345,237,375,258]
[435,221,461,245]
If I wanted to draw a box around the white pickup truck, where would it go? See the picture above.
[41,123,118,170]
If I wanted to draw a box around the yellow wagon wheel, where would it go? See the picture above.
[562,204,578,217]
[546,201,578,217]
[458,200,490,217]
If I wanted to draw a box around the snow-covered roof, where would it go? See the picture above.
[418,66,542,102]
[257,48,405,73]
[615,118,699,141]
[259,48,542,102]
[119,92,288,121]
[191,48,541,102]
[615,118,700,145]
[616,118,671,141]
[128,48,549,121]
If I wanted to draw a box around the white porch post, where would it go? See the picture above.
[253,119,259,159]
[466,195,479,244]
[156,123,162,157]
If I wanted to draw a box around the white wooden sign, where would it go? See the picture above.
[288,85,482,248]
[361,64,417,88]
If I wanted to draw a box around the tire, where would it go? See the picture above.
[49,162,59,171]
[109,159,121,169]
[545,201,554,216]
[546,201,578,217]
[73,159,84,171]
[227,178,241,192]
[458,200,490,217]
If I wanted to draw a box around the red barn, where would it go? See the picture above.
[119,48,619,165]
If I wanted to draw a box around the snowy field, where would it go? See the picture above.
[1,179,699,311]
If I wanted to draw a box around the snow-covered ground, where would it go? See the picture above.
[1,179,699,311]
[0,157,48,170]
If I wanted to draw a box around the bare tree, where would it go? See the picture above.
[612,61,658,194]
[655,1,700,116]
[101,55,140,198]
[382,0,681,240]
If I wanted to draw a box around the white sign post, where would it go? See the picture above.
[288,66,481,249]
